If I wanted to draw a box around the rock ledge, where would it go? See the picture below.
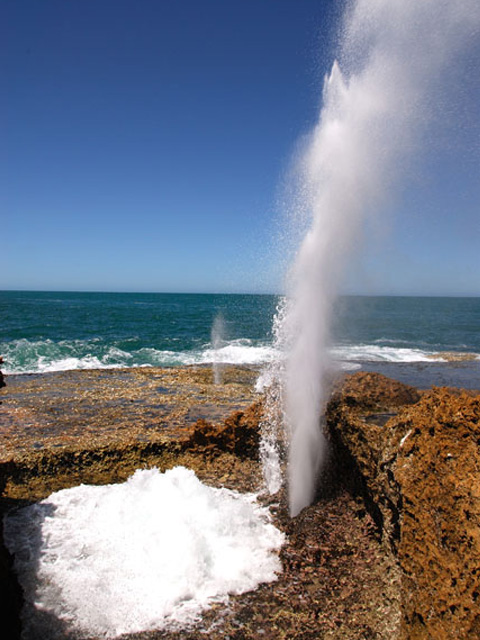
[326,372,480,639]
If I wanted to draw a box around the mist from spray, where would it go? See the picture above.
[268,0,480,516]
[211,313,226,385]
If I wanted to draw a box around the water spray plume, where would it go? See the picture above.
[211,313,226,384]
[263,0,480,516]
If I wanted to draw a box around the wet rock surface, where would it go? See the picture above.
[326,372,480,639]
[143,491,401,640]
[2,367,479,638]
[0,366,258,463]
[7,368,479,639]
[0,366,402,640]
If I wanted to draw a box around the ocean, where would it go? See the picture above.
[1,290,479,389]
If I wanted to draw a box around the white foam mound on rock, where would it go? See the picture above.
[4,467,285,638]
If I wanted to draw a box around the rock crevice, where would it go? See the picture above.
[326,372,480,639]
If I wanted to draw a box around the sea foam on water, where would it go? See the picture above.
[4,467,285,638]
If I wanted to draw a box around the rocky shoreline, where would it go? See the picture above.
[1,366,479,639]
[326,373,480,639]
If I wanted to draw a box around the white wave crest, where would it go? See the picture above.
[1,338,280,374]
[36,355,121,373]
[199,340,280,366]
[3,337,475,375]
[332,344,447,363]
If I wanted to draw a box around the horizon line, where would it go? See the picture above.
[1,288,479,299]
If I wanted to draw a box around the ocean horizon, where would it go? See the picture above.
[1,290,479,388]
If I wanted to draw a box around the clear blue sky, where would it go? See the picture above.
[2,0,479,295]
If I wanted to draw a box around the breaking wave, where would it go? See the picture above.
[1,337,280,374]
[2,337,477,375]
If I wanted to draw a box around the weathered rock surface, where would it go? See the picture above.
[1,367,401,640]
[8,367,479,639]
[191,401,262,458]
[0,366,259,462]
[326,372,480,639]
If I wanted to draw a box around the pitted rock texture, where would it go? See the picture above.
[326,372,480,640]
[1,368,402,640]
[326,372,421,529]
[381,389,480,639]
[191,401,263,458]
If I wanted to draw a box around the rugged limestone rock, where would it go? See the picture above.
[331,371,422,413]
[4,366,478,639]
[326,372,480,639]
[326,373,421,528]
[381,389,480,639]
[1,368,402,640]
[191,401,262,458]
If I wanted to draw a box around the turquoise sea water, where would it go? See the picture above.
[0,291,279,373]
[1,291,479,388]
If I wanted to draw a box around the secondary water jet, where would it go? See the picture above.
[268,0,480,516]
[211,313,226,384]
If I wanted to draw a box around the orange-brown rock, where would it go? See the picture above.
[1,366,403,640]
[326,372,480,639]
[381,389,480,639]
[326,372,421,518]
[332,371,421,413]
[190,401,262,458]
